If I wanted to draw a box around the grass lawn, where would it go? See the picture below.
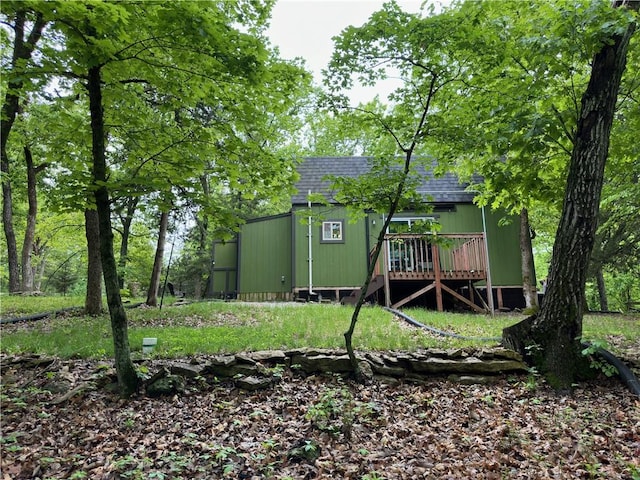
[1,297,638,360]
[0,294,91,316]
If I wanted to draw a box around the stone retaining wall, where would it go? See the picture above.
[148,348,528,395]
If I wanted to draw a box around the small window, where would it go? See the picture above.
[321,220,343,242]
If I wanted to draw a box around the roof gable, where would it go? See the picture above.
[292,157,480,205]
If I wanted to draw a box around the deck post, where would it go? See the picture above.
[432,243,443,311]
[383,241,391,307]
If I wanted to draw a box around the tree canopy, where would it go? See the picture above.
[1,0,312,393]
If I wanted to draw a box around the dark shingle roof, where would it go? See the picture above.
[292,157,480,205]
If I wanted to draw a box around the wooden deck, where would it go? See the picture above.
[375,233,491,312]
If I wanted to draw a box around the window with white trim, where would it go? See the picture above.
[321,220,343,242]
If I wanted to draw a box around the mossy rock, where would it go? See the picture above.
[146,374,185,397]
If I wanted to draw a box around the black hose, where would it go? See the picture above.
[0,307,83,324]
[582,341,640,397]
[384,306,501,342]
[0,302,145,325]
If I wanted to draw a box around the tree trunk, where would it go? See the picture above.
[117,218,131,290]
[20,145,41,292]
[194,182,210,300]
[503,12,636,391]
[344,151,414,382]
[343,71,439,381]
[1,156,19,293]
[595,267,609,312]
[1,10,45,293]
[84,208,103,315]
[205,237,217,298]
[116,197,138,289]
[88,65,139,396]
[33,238,47,292]
[193,277,202,299]
[146,210,169,307]
[519,208,538,309]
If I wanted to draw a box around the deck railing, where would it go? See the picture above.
[379,233,487,280]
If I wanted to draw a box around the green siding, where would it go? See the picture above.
[239,215,292,293]
[211,241,237,296]
[211,270,237,295]
[213,241,237,269]
[484,210,523,286]
[437,205,484,232]
[293,206,369,288]
[238,204,523,294]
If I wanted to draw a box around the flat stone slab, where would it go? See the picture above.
[247,350,287,363]
[291,354,353,373]
[170,362,204,378]
[205,363,258,378]
[208,355,237,367]
[235,375,273,391]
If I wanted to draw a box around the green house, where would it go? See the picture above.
[211,157,528,312]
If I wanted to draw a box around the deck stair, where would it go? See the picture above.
[341,275,384,305]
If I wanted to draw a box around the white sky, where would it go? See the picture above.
[266,0,440,104]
